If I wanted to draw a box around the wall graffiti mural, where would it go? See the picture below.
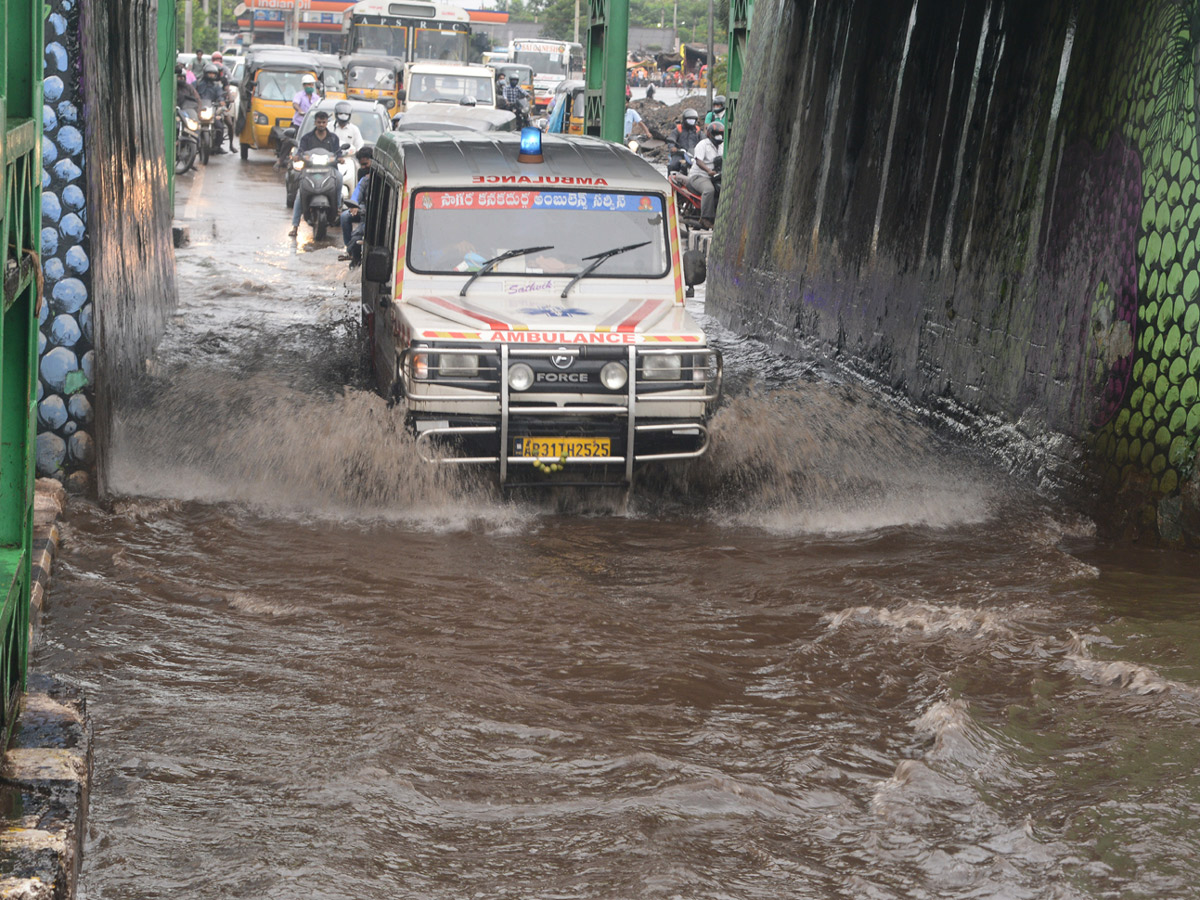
[709,0,1200,542]
[38,0,94,491]
[1092,0,1200,519]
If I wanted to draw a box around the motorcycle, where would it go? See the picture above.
[197,100,227,165]
[668,153,722,233]
[175,106,200,175]
[289,145,346,241]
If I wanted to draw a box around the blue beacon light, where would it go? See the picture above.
[518,126,544,163]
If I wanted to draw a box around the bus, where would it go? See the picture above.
[342,0,471,62]
[510,39,583,109]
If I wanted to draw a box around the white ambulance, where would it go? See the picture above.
[359,129,722,487]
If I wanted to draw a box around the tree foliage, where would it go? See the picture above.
[499,0,729,44]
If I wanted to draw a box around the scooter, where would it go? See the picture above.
[175,106,200,175]
[290,145,346,241]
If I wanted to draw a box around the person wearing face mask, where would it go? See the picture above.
[687,121,724,229]
[332,101,364,152]
[705,94,727,127]
[667,108,702,175]
[292,74,319,128]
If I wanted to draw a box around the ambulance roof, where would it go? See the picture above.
[375,132,668,192]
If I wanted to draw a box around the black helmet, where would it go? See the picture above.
[356,145,374,161]
[706,120,725,140]
[713,94,726,109]
[334,100,352,124]
[203,63,219,78]
[682,107,699,125]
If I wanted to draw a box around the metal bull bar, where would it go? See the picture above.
[403,343,723,484]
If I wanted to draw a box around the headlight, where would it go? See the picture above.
[692,352,716,384]
[185,118,199,131]
[438,353,478,377]
[200,108,214,120]
[310,152,331,166]
[411,353,429,380]
[642,354,681,381]
[600,361,628,390]
[253,111,268,124]
[508,363,534,391]
[291,159,305,171]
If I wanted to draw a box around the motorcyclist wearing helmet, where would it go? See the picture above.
[502,74,527,108]
[705,94,727,127]
[175,64,201,110]
[331,100,364,152]
[687,121,724,229]
[196,63,225,104]
[292,73,319,128]
[196,63,228,150]
[209,51,230,86]
[672,108,703,155]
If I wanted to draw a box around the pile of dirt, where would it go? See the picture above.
[629,97,705,142]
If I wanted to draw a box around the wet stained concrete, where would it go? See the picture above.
[35,148,1200,899]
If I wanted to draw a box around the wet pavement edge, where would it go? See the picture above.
[0,480,91,899]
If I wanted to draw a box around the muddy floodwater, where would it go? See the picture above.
[42,153,1200,899]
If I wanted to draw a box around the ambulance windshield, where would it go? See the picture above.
[408,189,670,277]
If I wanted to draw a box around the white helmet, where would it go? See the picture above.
[301,74,316,86]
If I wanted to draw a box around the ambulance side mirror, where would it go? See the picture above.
[682,249,706,286]
[365,247,392,285]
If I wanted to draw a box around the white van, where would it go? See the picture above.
[359,129,722,487]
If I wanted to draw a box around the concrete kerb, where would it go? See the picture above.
[0,480,91,899]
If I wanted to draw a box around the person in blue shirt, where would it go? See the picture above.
[341,145,375,252]
[623,103,651,142]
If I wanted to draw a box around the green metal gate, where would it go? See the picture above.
[0,0,43,743]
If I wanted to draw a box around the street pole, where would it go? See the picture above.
[672,0,677,46]
[706,0,713,109]
[292,0,301,46]
[185,0,194,53]
[573,0,579,44]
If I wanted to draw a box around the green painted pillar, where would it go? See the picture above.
[584,0,629,143]
[0,0,44,742]
[726,0,752,131]
[160,0,178,201]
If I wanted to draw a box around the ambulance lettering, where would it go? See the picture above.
[471,176,609,186]
[487,331,636,344]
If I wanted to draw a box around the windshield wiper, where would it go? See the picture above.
[560,241,651,298]
[459,245,554,296]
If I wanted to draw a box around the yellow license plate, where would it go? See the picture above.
[514,437,611,458]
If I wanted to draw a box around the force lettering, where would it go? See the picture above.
[470,175,609,185]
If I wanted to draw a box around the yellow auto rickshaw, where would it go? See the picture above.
[237,49,322,159]
[344,54,405,111]
[547,79,585,135]
[315,53,348,99]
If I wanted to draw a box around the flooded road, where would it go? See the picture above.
[42,150,1200,899]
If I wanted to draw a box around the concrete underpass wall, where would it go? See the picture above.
[37,0,177,492]
[710,0,1200,540]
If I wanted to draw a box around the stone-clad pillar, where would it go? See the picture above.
[38,0,94,493]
